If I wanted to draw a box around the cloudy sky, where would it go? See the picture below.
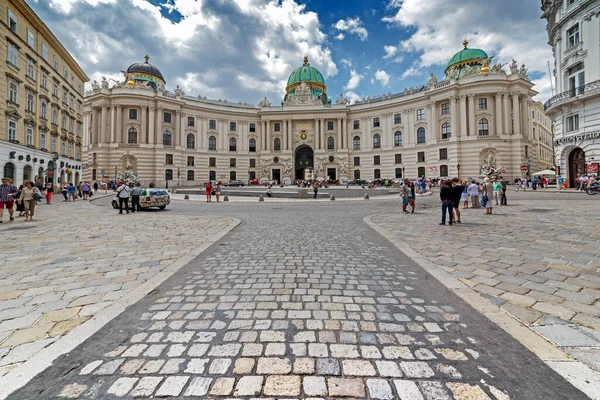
[29,0,553,105]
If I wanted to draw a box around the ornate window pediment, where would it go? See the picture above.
[24,116,37,126]
[5,108,22,119]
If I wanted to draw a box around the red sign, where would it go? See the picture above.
[47,170,54,178]
[501,169,507,174]
[520,165,528,171]
[587,163,599,174]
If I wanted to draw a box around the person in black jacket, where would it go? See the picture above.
[440,180,454,225]
[451,178,464,223]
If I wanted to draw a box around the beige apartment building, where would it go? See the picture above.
[85,42,537,186]
[0,0,89,185]
[531,101,555,172]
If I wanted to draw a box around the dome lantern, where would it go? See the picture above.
[285,56,327,99]
[445,40,489,78]
[125,55,166,91]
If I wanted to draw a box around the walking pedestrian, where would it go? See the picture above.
[451,178,463,223]
[130,183,142,212]
[408,181,416,213]
[215,182,222,202]
[468,179,480,208]
[557,175,565,190]
[116,182,131,214]
[460,180,469,209]
[67,182,76,201]
[492,178,502,206]
[205,181,213,202]
[93,181,99,192]
[81,181,91,200]
[0,177,18,223]
[401,179,410,214]
[481,178,494,215]
[500,178,508,206]
[440,180,454,226]
[45,182,53,204]
[312,181,319,199]
[17,181,41,221]
[61,183,68,201]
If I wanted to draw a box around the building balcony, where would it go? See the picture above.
[544,80,600,111]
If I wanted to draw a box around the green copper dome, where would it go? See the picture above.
[445,40,488,72]
[285,56,327,98]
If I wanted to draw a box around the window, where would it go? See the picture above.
[8,80,18,104]
[418,166,426,178]
[565,114,579,132]
[440,165,448,177]
[353,136,361,150]
[40,132,46,149]
[394,131,403,147]
[250,159,256,168]
[353,157,360,166]
[395,154,402,164]
[373,134,381,149]
[163,130,172,146]
[62,88,67,104]
[68,142,73,156]
[230,171,237,180]
[8,9,17,32]
[525,145,529,158]
[353,120,360,129]
[327,136,335,150]
[274,137,281,151]
[374,169,381,179]
[163,112,172,123]
[354,170,360,179]
[51,136,57,152]
[209,119,216,130]
[249,123,256,132]
[374,155,381,165]
[27,29,35,47]
[41,69,48,89]
[441,122,451,139]
[373,117,380,127]
[187,156,195,167]
[129,109,138,120]
[478,98,487,110]
[63,66,68,80]
[416,109,424,120]
[208,136,216,150]
[128,128,137,144]
[52,109,57,125]
[24,127,33,146]
[274,122,281,132]
[230,158,236,167]
[165,154,173,165]
[478,118,489,136]
[567,24,580,48]
[165,169,173,181]
[186,133,195,149]
[26,58,36,80]
[417,127,426,144]
[229,137,237,151]
[394,114,402,124]
[249,138,256,152]
[439,148,448,160]
[52,81,58,97]
[62,115,67,130]
[42,44,48,60]
[187,170,195,181]
[61,141,66,155]
[568,63,585,95]
[69,118,74,133]
[417,152,425,162]
[188,116,194,127]
[230,121,236,131]
[441,102,450,115]
[8,42,18,66]
[327,121,334,131]
[53,55,59,71]
[41,101,47,119]
[209,157,216,167]
[395,168,403,178]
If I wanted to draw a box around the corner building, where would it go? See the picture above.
[1,0,88,185]
[84,43,537,186]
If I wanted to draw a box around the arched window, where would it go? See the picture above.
[229,137,237,152]
[395,168,403,178]
[441,123,451,139]
[38,167,44,181]
[128,128,138,144]
[327,136,335,150]
[165,169,173,181]
[187,170,194,181]
[186,133,195,149]
[374,169,381,179]
[230,171,237,180]
[208,136,216,151]
[23,165,32,182]
[274,137,281,151]
[417,127,426,144]
[354,170,360,179]
[162,130,172,146]
[249,138,256,152]
[478,118,489,136]
[440,165,448,177]
[353,136,361,150]
[394,131,403,147]
[373,134,381,149]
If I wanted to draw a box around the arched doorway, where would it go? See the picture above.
[23,165,32,182]
[294,145,314,180]
[3,163,15,183]
[568,148,585,188]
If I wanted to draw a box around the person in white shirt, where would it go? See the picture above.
[116,183,131,214]
[467,180,480,209]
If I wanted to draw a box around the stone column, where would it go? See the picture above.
[450,96,458,138]
[361,117,369,148]
[503,94,511,134]
[266,120,271,151]
[110,105,116,144]
[341,118,346,149]
[283,119,288,151]
[467,94,475,137]
[459,96,467,138]
[175,110,181,147]
[427,103,436,141]
[319,118,325,150]
[512,92,521,135]
[198,117,204,149]
[100,105,108,144]
[148,107,155,145]
[495,93,503,135]
[523,99,531,139]
[314,119,319,149]
[115,105,122,143]
[141,106,147,144]
[336,117,342,150]
[261,120,266,151]
[156,107,163,144]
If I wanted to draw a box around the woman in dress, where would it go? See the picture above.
[480,177,494,215]
[215,182,222,202]
[460,180,469,209]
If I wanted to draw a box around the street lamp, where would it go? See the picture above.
[456,163,461,179]
[114,166,118,184]
[402,166,405,179]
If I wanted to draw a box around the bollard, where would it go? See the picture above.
[223,195,229,202]
[259,195,264,202]
[184,194,190,200]
[364,194,370,199]
[330,194,335,201]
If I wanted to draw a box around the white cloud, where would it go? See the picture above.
[333,17,368,41]
[345,70,363,90]
[401,67,421,79]
[48,0,116,14]
[374,70,390,86]
[383,45,398,59]
[335,33,346,40]
[340,58,353,67]
[344,90,362,104]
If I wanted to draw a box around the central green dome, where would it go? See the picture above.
[285,56,327,98]
[445,40,488,73]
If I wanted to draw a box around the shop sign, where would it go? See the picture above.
[587,163,599,174]
[554,131,600,146]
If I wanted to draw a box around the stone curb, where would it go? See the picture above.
[0,204,241,400]
[364,215,600,400]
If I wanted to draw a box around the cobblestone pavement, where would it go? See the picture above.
[0,198,239,380]
[6,196,588,399]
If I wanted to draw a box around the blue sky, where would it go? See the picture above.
[29,0,554,104]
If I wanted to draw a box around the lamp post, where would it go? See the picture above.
[402,166,405,179]
[526,160,531,178]
[457,163,461,180]
[114,166,118,186]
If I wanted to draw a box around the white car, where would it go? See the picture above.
[112,188,170,210]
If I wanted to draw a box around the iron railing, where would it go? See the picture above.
[544,80,600,110]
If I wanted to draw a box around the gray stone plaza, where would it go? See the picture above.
[0,189,599,399]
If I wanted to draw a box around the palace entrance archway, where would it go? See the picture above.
[568,147,585,188]
[295,145,314,180]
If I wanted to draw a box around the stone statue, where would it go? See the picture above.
[92,80,99,90]
[518,64,529,80]
[261,159,270,177]
[101,76,108,89]
[296,82,311,96]
[125,158,134,170]
[258,97,271,108]
[174,85,185,96]
[283,161,292,177]
[462,65,479,76]
[482,56,494,69]
[491,62,506,73]
[336,94,348,105]
[315,158,325,175]
[509,59,518,73]
[427,73,438,87]
[338,157,348,175]
[446,68,459,80]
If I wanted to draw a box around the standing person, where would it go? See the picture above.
[408,181,416,213]
[481,178,494,215]
[420,179,427,193]
[451,178,463,223]
[45,182,53,204]
[400,179,410,214]
[130,183,142,212]
[205,181,213,202]
[440,180,454,226]
[0,177,18,223]
[492,178,502,206]
[17,181,40,221]
[81,181,91,200]
[93,181,99,192]
[500,178,508,206]
[116,182,131,214]
[215,182,222,202]
[460,180,469,209]
[312,181,319,199]
[557,175,565,190]
[468,179,480,208]
[67,182,76,201]
[61,182,68,201]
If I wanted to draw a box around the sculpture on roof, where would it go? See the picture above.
[509,59,519,74]
[491,62,506,73]
[92,80,99,90]
[101,76,109,89]
[427,73,438,87]
[174,85,185,96]
[258,97,271,108]
[336,93,348,105]
[519,64,529,80]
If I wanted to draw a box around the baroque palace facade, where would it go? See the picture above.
[84,43,538,187]
[1,0,88,185]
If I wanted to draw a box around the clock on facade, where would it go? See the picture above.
[300,131,307,140]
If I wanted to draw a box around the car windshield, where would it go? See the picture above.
[149,190,168,196]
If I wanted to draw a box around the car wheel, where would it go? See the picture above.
[158,205,166,210]
[112,201,118,209]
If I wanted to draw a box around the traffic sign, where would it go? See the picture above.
[100,170,106,176]
[520,166,528,171]
[501,169,507,174]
